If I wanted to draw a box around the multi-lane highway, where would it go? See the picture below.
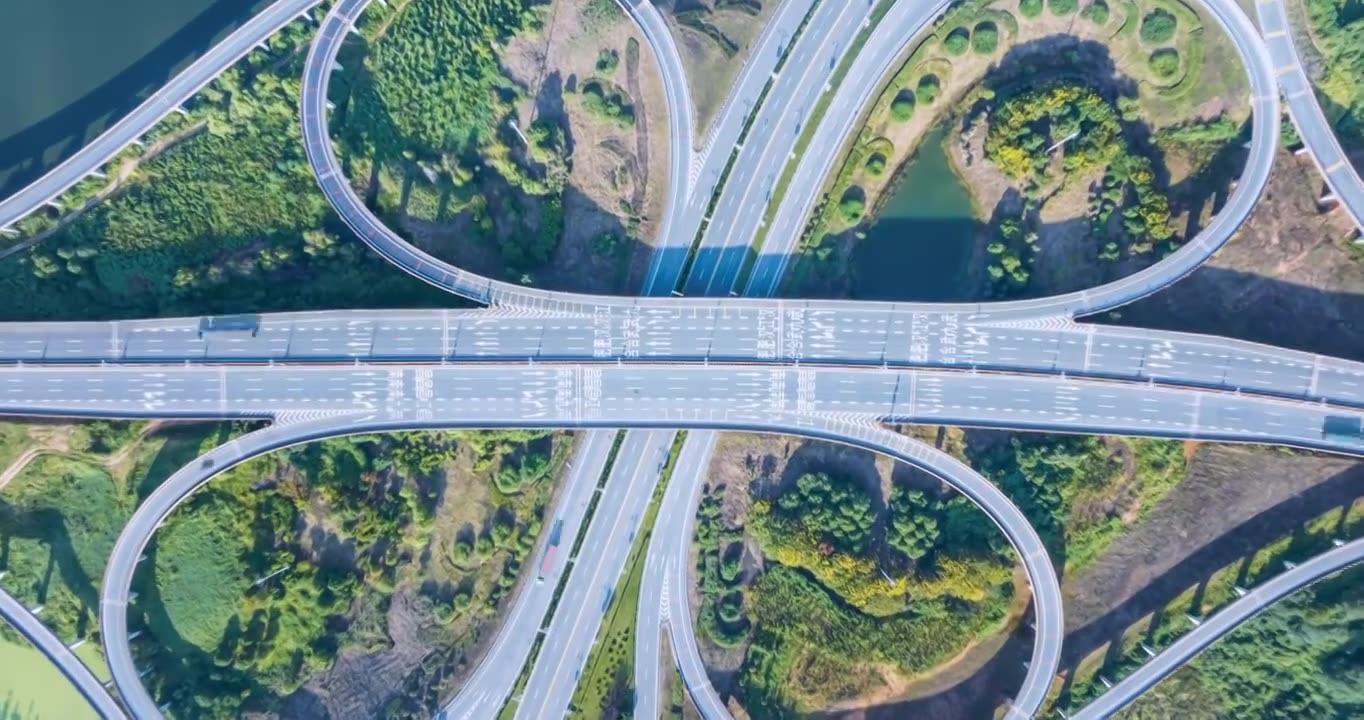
[0,0,323,232]
[64,359,1363,720]
[1258,0,1364,232]
[514,431,671,719]
[0,587,126,720]
[436,432,612,720]
[75,367,1084,720]
[1074,536,1364,718]
[5,0,1364,714]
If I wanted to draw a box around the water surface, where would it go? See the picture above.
[852,126,978,301]
[0,0,268,198]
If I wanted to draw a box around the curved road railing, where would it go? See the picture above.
[1074,536,1364,718]
[94,409,1063,720]
[302,0,1279,322]
[0,0,323,231]
[1257,0,1364,232]
[0,587,127,719]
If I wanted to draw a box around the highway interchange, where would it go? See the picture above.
[1,0,1363,718]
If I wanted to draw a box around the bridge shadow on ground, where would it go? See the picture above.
[0,0,270,198]
[849,449,1364,719]
[1113,265,1364,363]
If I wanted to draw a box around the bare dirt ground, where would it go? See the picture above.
[502,0,672,293]
[282,433,577,719]
[1118,151,1364,360]
[658,0,786,140]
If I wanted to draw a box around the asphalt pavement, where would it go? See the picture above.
[1257,0,1364,232]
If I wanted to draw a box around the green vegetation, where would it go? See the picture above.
[595,48,620,75]
[944,27,971,55]
[160,430,566,718]
[969,434,1186,573]
[737,565,1008,715]
[865,153,888,176]
[1058,500,1364,716]
[340,0,580,281]
[973,22,1000,55]
[580,0,623,33]
[580,79,637,128]
[1304,0,1364,151]
[1149,47,1180,78]
[0,634,102,720]
[1049,0,1079,15]
[0,22,450,321]
[708,456,1016,712]
[694,485,751,647]
[1020,0,1044,18]
[1081,1,1110,24]
[1140,8,1178,43]
[0,419,568,719]
[982,83,1174,295]
[838,191,866,224]
[890,91,917,122]
[570,432,684,720]
[916,74,942,104]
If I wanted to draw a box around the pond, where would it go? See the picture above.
[851,125,978,301]
[0,0,268,199]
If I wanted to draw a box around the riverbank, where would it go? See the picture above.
[0,0,270,199]
[785,0,1250,303]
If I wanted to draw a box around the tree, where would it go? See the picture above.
[1020,0,1044,18]
[1080,1,1110,24]
[890,91,916,122]
[1149,48,1181,78]
[972,22,999,54]
[1049,0,1079,14]
[888,488,941,560]
[1141,9,1178,43]
[943,28,970,55]
[775,472,877,553]
[838,191,866,224]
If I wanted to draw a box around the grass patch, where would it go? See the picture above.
[0,635,101,720]
[568,432,685,719]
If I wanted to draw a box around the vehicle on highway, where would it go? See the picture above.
[197,314,261,338]
[538,518,564,583]
[1322,415,1364,445]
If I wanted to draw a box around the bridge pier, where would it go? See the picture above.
[1099,675,1113,689]
[1284,560,1299,570]
[1233,585,1248,597]
[30,604,44,615]
[332,61,343,72]
[88,167,106,179]
[128,591,139,602]
[128,630,142,640]
[1333,538,1346,547]
[0,226,16,237]
[44,199,62,212]
[1294,145,1311,156]
[1141,643,1156,657]
[1187,613,1203,626]
[68,637,86,650]
[1318,190,1339,209]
